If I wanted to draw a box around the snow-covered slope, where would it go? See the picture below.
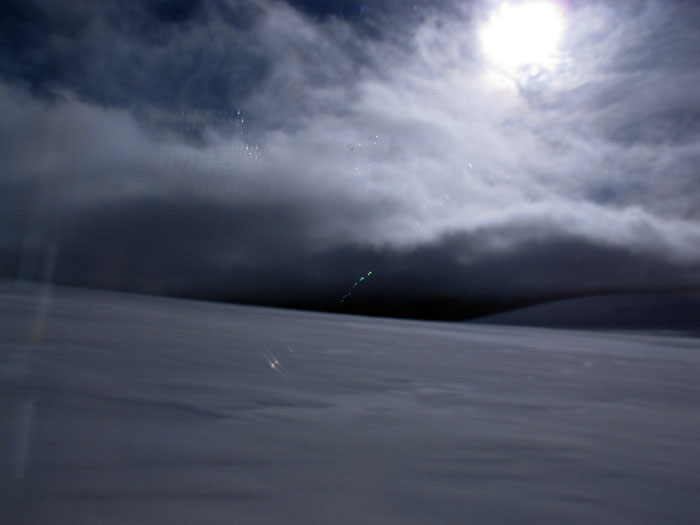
[474,293,700,335]
[2,282,700,524]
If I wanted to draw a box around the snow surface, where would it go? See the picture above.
[476,293,700,335]
[2,282,700,524]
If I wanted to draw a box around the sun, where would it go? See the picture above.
[480,1,566,74]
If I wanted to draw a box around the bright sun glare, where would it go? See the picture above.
[480,1,565,74]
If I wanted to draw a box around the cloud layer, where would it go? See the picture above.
[2,0,699,316]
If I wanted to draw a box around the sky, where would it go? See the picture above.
[1,0,699,319]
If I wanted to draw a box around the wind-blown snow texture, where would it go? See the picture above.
[2,282,700,524]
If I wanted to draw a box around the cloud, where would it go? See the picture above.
[1,0,699,314]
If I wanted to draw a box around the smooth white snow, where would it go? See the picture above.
[2,282,700,524]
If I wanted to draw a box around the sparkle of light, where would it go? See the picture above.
[480,1,565,73]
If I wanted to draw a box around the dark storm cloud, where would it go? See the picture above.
[0,0,270,112]
[1,0,700,316]
[0,0,426,122]
[46,198,700,318]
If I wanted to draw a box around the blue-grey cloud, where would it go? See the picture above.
[1,0,699,315]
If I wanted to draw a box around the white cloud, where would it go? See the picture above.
[2,0,700,280]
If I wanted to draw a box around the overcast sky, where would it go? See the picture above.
[1,0,699,318]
